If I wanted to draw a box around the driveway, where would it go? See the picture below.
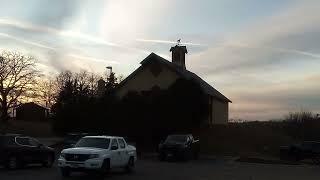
[0,158,319,180]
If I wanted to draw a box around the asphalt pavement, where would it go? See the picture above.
[1,157,320,180]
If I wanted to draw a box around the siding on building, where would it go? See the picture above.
[211,97,229,124]
[115,53,230,125]
[116,63,179,98]
[16,103,48,121]
[206,96,228,125]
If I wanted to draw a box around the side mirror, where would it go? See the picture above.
[111,146,118,150]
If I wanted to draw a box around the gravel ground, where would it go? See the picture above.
[0,158,319,180]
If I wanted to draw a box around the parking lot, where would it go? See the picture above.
[1,157,320,180]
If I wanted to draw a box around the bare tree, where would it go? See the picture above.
[55,70,100,98]
[31,78,58,108]
[56,70,73,91]
[87,72,100,96]
[0,50,40,124]
[117,74,124,83]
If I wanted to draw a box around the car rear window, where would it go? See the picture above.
[165,135,188,143]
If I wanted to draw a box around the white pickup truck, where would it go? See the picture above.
[58,136,137,177]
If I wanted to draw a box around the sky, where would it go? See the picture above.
[0,0,319,121]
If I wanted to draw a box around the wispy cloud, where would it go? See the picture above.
[0,18,116,47]
[0,17,151,75]
[67,53,120,64]
[0,32,55,50]
[136,38,206,46]
[222,42,320,59]
[0,31,121,72]
[0,18,150,54]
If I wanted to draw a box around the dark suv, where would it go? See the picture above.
[158,134,200,161]
[0,134,55,169]
[280,141,320,164]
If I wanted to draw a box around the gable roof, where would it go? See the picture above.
[16,102,48,110]
[117,53,232,103]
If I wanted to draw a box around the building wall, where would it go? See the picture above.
[116,63,179,98]
[211,97,229,124]
[16,104,48,121]
[116,62,229,125]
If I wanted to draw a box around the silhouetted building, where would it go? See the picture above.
[97,78,106,97]
[115,45,231,125]
[170,45,187,69]
[15,102,49,121]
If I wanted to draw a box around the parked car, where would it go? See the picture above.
[158,134,200,161]
[0,134,55,169]
[280,141,320,164]
[58,135,137,177]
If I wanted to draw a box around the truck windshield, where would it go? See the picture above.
[75,138,110,149]
[165,135,187,143]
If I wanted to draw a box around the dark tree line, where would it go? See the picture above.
[52,74,209,147]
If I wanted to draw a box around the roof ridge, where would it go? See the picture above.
[122,53,231,102]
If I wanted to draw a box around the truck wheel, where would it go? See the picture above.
[312,155,320,165]
[294,153,301,161]
[6,156,20,170]
[42,155,54,168]
[193,151,199,160]
[290,148,301,161]
[100,159,110,175]
[159,153,166,161]
[60,168,71,177]
[183,150,192,161]
[126,157,135,172]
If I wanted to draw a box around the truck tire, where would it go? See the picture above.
[159,153,166,161]
[100,159,110,175]
[60,168,71,177]
[183,149,192,161]
[193,151,199,160]
[126,157,135,172]
[290,148,301,161]
[312,155,320,165]
[42,154,54,168]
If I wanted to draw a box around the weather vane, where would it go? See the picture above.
[177,39,181,46]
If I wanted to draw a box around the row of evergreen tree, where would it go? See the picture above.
[51,72,209,146]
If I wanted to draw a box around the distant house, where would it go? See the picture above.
[15,102,49,121]
[112,45,231,125]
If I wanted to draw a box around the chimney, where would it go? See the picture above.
[170,45,188,69]
[97,78,106,97]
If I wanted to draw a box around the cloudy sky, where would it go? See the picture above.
[0,0,319,120]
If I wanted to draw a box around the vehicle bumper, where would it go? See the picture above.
[58,158,103,170]
[160,148,187,158]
